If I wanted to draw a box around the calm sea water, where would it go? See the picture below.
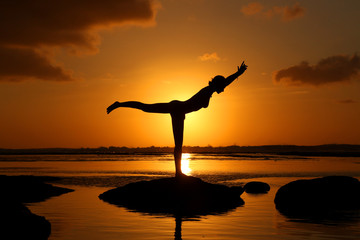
[0,153,359,239]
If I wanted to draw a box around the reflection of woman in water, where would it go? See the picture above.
[107,61,248,177]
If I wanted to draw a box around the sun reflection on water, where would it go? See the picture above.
[181,153,192,175]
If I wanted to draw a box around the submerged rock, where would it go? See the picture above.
[244,181,270,193]
[99,175,244,217]
[274,176,360,220]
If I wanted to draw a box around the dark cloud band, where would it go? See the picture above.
[0,0,159,82]
[273,54,360,86]
[0,47,74,82]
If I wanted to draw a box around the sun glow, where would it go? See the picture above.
[181,153,192,175]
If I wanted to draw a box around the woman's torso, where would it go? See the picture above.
[182,86,213,113]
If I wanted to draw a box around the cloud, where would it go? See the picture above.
[240,2,263,16]
[198,52,221,62]
[0,0,159,82]
[338,99,357,104]
[0,47,74,82]
[241,2,305,22]
[273,54,360,86]
[0,0,159,50]
[281,3,306,21]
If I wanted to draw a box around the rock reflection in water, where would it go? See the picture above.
[99,175,244,239]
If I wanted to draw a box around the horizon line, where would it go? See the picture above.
[1,143,360,150]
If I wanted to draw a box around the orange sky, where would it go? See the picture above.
[1,0,360,148]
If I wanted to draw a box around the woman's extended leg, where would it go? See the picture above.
[107,100,187,177]
[171,112,186,178]
[107,101,174,114]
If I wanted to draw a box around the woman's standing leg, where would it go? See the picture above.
[108,100,187,177]
[171,112,185,177]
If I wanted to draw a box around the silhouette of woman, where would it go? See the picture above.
[107,61,248,178]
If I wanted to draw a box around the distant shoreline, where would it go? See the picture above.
[1,144,360,157]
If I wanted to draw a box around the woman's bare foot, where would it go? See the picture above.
[175,172,187,179]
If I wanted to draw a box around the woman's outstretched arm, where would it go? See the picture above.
[224,61,248,88]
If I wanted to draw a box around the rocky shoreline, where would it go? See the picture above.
[0,175,73,240]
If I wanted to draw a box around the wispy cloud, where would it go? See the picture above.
[198,52,221,62]
[273,53,360,86]
[241,2,305,22]
[338,99,357,104]
[0,0,160,82]
[241,2,263,16]
[280,3,306,22]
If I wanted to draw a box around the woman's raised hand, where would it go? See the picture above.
[237,61,248,74]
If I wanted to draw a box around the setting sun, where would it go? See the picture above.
[181,153,192,175]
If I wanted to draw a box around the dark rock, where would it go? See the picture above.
[99,175,244,217]
[0,198,51,240]
[274,176,360,220]
[244,181,270,193]
[0,175,74,203]
[0,175,74,240]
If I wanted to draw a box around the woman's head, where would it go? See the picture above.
[209,75,226,93]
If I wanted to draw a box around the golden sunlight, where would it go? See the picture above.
[181,153,192,175]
